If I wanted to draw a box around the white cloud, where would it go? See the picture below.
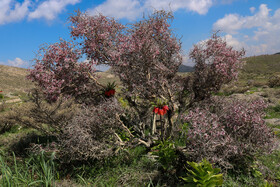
[213,4,280,56]
[7,57,27,67]
[224,34,245,50]
[0,0,30,25]
[88,0,215,21]
[0,0,81,25]
[144,0,213,15]
[28,0,81,21]
[88,0,143,21]
[213,4,271,34]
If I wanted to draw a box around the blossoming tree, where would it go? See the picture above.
[28,10,246,144]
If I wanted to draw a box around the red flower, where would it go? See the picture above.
[109,89,116,95]
[153,105,169,115]
[163,105,169,111]
[0,91,2,93]
[153,107,159,114]
[158,109,164,115]
[104,89,116,97]
[105,91,110,96]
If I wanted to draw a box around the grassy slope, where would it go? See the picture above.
[0,65,34,95]
[242,54,280,74]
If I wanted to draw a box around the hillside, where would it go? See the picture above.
[178,64,194,72]
[242,53,280,74]
[0,65,34,95]
[1,53,280,95]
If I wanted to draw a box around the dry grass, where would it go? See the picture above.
[0,65,34,95]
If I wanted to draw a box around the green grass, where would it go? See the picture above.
[265,105,280,119]
[258,150,280,182]
[57,146,160,186]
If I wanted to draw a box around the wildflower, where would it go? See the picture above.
[158,109,164,115]
[153,105,169,116]
[153,107,159,114]
[105,89,116,97]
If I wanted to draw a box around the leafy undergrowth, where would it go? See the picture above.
[0,126,279,186]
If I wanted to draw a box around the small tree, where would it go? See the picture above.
[179,33,245,109]
[28,10,246,145]
[69,10,182,139]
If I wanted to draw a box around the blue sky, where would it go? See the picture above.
[0,0,280,70]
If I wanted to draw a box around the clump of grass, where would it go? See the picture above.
[0,151,57,186]
[60,146,158,186]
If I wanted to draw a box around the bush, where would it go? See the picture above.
[187,33,245,105]
[268,75,280,88]
[58,98,125,162]
[182,97,275,171]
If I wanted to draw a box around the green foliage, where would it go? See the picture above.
[106,81,117,90]
[174,123,189,146]
[150,98,168,108]
[117,129,131,141]
[151,138,177,170]
[250,162,263,178]
[118,97,129,108]
[265,104,280,119]
[261,180,274,187]
[181,159,223,187]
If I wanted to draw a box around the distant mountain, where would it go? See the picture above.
[178,64,194,72]
[274,52,280,55]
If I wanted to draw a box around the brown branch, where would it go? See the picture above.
[88,72,105,88]
[116,113,134,137]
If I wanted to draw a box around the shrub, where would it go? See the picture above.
[187,33,245,104]
[58,98,126,161]
[268,75,280,88]
[183,97,275,171]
